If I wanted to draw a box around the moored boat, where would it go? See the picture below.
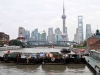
[42,52,68,65]
[0,50,85,65]
[60,48,71,54]
[1,52,42,64]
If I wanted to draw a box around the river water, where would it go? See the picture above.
[0,47,95,75]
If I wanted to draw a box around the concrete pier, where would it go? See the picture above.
[85,56,100,75]
[0,46,21,51]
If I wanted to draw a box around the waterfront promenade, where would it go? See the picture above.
[0,46,21,51]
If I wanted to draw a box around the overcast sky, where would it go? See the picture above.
[0,0,100,41]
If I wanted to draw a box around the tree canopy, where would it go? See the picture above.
[9,40,22,46]
[83,40,87,46]
[0,41,5,47]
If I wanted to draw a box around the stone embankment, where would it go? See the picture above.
[0,46,21,51]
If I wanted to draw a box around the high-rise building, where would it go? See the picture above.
[31,28,38,41]
[55,28,62,42]
[61,0,66,34]
[86,24,92,39]
[38,33,40,41]
[76,28,80,44]
[78,16,83,43]
[65,27,68,41]
[34,28,38,41]
[42,31,46,41]
[40,30,46,41]
[31,31,34,38]
[25,30,30,41]
[55,28,60,34]
[74,34,76,42]
[18,27,25,37]
[17,27,26,42]
[48,28,53,43]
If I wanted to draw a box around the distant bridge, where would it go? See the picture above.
[22,41,77,48]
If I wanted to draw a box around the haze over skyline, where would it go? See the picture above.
[0,0,100,41]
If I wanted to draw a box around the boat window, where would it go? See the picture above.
[40,53,45,57]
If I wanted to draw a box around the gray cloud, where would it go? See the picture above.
[0,0,100,40]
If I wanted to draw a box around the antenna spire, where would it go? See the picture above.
[63,0,65,15]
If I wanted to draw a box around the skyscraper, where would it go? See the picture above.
[34,28,38,41]
[55,28,62,42]
[17,27,26,42]
[78,16,83,43]
[76,28,80,44]
[86,24,92,39]
[18,27,25,37]
[25,30,30,41]
[48,28,53,43]
[74,34,76,42]
[39,30,46,41]
[31,28,38,41]
[31,31,34,38]
[61,0,66,34]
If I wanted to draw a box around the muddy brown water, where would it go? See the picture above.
[0,47,95,75]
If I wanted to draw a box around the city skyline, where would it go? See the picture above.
[0,0,100,41]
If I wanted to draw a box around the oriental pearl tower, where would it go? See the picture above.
[61,0,66,34]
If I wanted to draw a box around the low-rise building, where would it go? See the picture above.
[0,32,9,43]
[87,29,100,50]
[89,40,100,50]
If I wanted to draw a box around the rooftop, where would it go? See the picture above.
[88,29,100,39]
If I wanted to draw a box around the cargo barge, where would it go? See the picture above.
[0,49,85,65]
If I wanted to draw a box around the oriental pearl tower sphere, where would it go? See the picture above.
[61,0,66,34]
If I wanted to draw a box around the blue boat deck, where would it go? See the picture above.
[84,56,100,75]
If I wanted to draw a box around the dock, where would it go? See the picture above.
[85,56,100,75]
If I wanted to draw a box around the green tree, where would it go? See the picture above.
[9,40,22,46]
[83,40,87,46]
[0,41,5,46]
